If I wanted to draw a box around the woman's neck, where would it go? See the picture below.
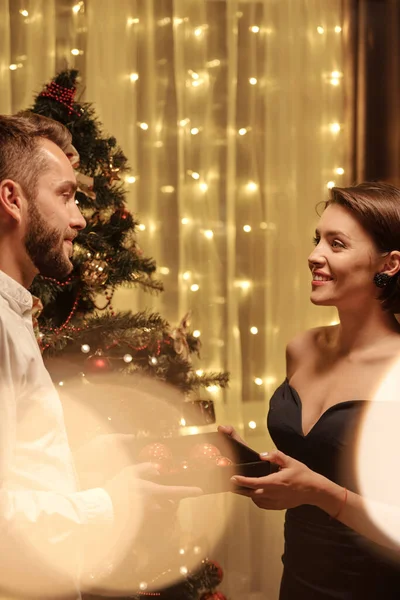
[335,305,400,356]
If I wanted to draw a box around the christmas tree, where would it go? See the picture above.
[25,70,229,600]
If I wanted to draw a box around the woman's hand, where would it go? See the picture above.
[217,424,248,447]
[231,449,325,511]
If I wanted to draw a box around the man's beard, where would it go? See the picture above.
[24,201,73,280]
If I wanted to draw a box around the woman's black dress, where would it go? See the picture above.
[268,379,400,600]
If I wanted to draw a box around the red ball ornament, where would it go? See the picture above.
[203,559,224,584]
[138,443,173,465]
[190,443,221,465]
[86,355,112,372]
[200,593,227,600]
[215,456,233,467]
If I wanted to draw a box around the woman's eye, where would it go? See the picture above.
[312,236,320,246]
[332,240,345,248]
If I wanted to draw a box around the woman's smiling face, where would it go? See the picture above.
[308,203,384,309]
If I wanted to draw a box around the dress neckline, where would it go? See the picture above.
[284,378,368,438]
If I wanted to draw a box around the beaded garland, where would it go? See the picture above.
[39,81,79,115]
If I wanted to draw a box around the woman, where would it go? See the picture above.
[219,182,400,599]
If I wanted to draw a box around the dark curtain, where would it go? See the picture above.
[345,0,400,184]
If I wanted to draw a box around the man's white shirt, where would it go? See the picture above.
[0,269,113,599]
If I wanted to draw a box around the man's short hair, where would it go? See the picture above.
[0,113,72,199]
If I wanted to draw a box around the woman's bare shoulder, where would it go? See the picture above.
[286,326,336,378]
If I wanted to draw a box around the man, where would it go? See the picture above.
[0,114,200,599]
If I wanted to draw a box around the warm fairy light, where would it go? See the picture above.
[199,182,208,192]
[331,71,342,78]
[59,381,64,387]
[265,376,277,385]
[317,26,324,34]
[181,218,190,225]
[138,224,146,231]
[139,122,149,130]
[330,78,340,86]
[182,271,191,279]
[329,122,341,133]
[249,77,258,85]
[194,27,203,37]
[158,17,171,26]
[127,17,139,25]
[125,175,136,184]
[81,344,90,353]
[191,127,199,135]
[250,26,260,33]
[196,369,204,376]
[179,118,190,126]
[190,284,199,292]
[180,418,186,427]
[193,330,201,338]
[206,385,219,393]
[246,181,258,192]
[179,549,185,555]
[206,59,221,68]
[327,181,335,189]
[191,80,202,87]
[248,421,257,429]
[9,64,18,71]
[335,26,342,33]
[174,17,184,26]
[193,546,202,554]
[335,167,345,175]
[19,9,29,16]
[235,280,251,291]
[123,354,133,363]
[72,2,83,14]
[71,48,82,56]
[189,71,199,80]
[161,185,175,193]
[243,225,252,232]
[150,357,158,365]
[159,267,170,275]
[130,73,139,82]
[191,172,200,180]
[204,230,214,239]
[238,128,248,136]
[250,327,258,335]
[254,378,263,386]
[139,582,147,591]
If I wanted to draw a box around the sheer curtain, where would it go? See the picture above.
[2,1,349,597]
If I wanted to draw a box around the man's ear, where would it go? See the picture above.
[0,179,24,224]
[382,251,400,277]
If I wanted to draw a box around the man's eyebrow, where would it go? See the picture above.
[55,180,78,194]
[315,228,351,240]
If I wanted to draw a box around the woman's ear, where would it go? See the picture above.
[0,180,24,224]
[382,251,400,277]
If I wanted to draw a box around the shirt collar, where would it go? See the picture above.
[0,270,33,317]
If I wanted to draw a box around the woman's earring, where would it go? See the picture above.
[373,273,392,288]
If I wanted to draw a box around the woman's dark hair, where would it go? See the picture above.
[325,182,400,313]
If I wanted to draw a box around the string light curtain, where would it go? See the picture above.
[2,0,349,597]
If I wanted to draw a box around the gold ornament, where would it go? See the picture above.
[81,258,109,286]
[66,144,96,200]
[171,312,191,361]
